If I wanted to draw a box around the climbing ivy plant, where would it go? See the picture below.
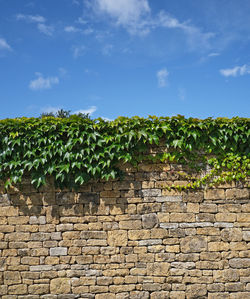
[0,115,249,190]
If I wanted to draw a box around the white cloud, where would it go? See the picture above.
[73,106,97,115]
[0,38,12,51]
[102,44,113,55]
[16,14,46,23]
[16,13,53,36]
[208,52,220,57]
[90,0,214,49]
[64,26,80,33]
[220,65,250,77]
[157,11,214,50]
[94,0,150,34]
[72,45,86,58]
[37,23,54,36]
[157,68,169,88]
[77,17,88,24]
[100,116,113,121]
[29,73,59,90]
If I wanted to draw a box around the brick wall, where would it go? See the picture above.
[0,162,249,299]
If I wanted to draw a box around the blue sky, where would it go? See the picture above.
[0,0,250,119]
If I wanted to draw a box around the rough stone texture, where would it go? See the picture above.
[0,158,249,297]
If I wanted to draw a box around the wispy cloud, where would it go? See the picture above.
[157,68,169,88]
[16,14,46,23]
[29,73,59,90]
[102,44,113,55]
[73,106,97,115]
[220,65,250,77]
[0,38,12,51]
[157,11,214,50]
[37,23,54,36]
[64,26,80,33]
[91,0,214,48]
[16,13,54,36]
[72,45,86,58]
[208,52,220,57]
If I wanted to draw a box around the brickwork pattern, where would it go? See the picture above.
[0,163,249,299]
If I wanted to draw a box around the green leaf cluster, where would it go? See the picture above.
[0,115,249,190]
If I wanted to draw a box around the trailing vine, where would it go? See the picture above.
[0,115,249,190]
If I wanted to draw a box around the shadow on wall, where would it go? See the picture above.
[1,178,129,221]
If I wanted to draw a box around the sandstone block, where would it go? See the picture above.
[150,228,168,239]
[170,213,195,222]
[204,189,225,200]
[108,230,127,246]
[221,228,242,242]
[4,271,21,285]
[147,262,170,276]
[229,258,250,268]
[50,278,71,294]
[157,213,170,223]
[208,242,230,252]
[243,231,250,241]
[186,284,207,298]
[213,269,239,282]
[226,188,249,199]
[0,206,18,217]
[170,291,185,299]
[119,220,141,230]
[137,203,161,214]
[180,236,207,253]
[215,213,236,222]
[225,282,244,292]
[8,284,27,294]
[81,231,107,239]
[28,284,49,295]
[128,229,150,241]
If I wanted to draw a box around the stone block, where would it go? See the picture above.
[204,189,225,200]
[214,269,239,282]
[28,284,49,295]
[226,188,249,199]
[147,262,170,276]
[119,220,141,230]
[108,230,127,246]
[229,258,250,268]
[180,236,207,253]
[50,247,67,256]
[186,284,207,298]
[8,284,27,294]
[50,278,71,294]
[142,213,158,228]
[221,228,242,242]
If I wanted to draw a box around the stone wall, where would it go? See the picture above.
[0,162,249,299]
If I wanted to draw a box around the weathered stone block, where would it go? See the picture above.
[229,258,250,268]
[119,220,141,230]
[147,262,170,276]
[180,236,207,253]
[108,230,127,246]
[50,247,67,256]
[28,284,49,295]
[142,213,158,228]
[50,278,71,294]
